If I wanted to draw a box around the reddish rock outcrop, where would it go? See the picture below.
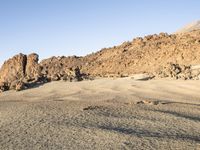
[0,53,42,92]
[0,53,27,85]
[25,53,41,81]
[0,53,88,92]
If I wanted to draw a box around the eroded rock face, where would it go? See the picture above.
[0,53,42,92]
[0,53,27,85]
[25,53,41,81]
[0,53,88,92]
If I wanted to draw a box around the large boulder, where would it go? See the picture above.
[0,53,27,84]
[0,53,43,92]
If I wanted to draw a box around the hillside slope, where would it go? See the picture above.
[176,20,200,33]
[82,31,200,76]
[40,30,200,77]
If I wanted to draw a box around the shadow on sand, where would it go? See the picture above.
[97,125,200,142]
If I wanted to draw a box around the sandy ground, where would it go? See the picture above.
[0,78,200,150]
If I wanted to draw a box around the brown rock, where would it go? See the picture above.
[0,82,9,92]
[1,27,200,92]
[25,53,41,81]
[51,74,60,81]
[15,81,24,91]
[10,80,19,90]
[40,56,85,82]
[154,63,196,80]
[0,53,44,92]
[0,53,27,84]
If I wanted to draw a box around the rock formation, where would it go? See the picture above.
[155,63,190,80]
[25,53,41,81]
[20,30,200,79]
[154,63,200,80]
[0,54,87,92]
[84,30,200,76]
[0,53,27,84]
[0,27,200,92]
[40,56,88,82]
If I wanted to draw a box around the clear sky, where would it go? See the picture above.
[0,0,200,66]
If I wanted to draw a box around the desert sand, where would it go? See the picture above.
[0,78,200,149]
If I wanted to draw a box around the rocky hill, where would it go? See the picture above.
[40,30,200,77]
[1,28,200,92]
[81,31,200,76]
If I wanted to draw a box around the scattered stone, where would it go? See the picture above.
[131,73,154,81]
[137,100,161,105]
[0,82,9,92]
[51,74,60,81]
[83,106,103,111]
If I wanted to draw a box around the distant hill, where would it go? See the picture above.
[176,20,200,33]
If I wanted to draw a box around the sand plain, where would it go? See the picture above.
[0,78,200,150]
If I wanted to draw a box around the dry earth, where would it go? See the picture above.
[0,78,200,150]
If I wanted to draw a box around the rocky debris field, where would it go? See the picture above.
[1,29,200,92]
[154,63,200,80]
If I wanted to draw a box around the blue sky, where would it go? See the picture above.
[0,0,200,65]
